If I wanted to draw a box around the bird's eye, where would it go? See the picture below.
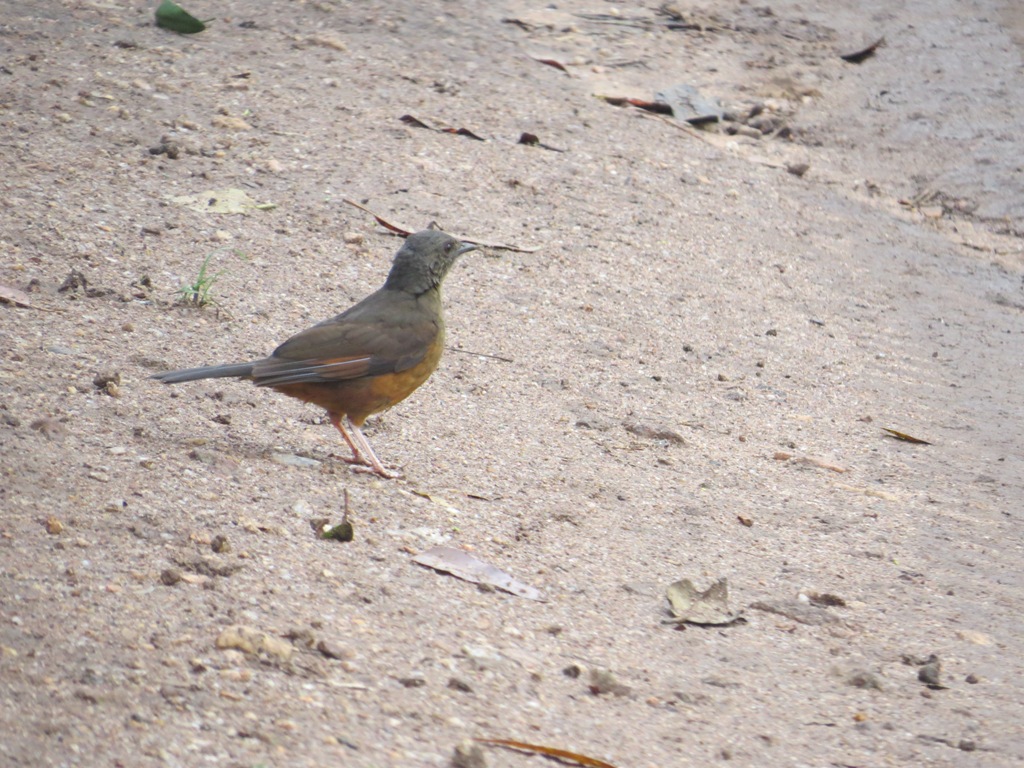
[445,242,454,252]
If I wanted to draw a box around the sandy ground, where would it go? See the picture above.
[2,1,1023,766]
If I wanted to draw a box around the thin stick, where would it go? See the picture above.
[446,347,514,363]
[341,198,541,253]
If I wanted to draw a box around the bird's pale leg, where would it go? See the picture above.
[328,413,397,479]
[328,413,369,466]
[348,420,398,478]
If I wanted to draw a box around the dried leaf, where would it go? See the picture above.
[840,36,885,63]
[0,284,59,312]
[399,114,432,130]
[399,114,486,141]
[154,0,211,34]
[666,578,742,626]
[413,546,545,601]
[501,18,536,32]
[476,738,619,768]
[170,188,275,214]
[882,427,932,445]
[793,456,848,473]
[341,198,413,236]
[442,127,486,141]
[598,95,673,114]
[529,56,569,73]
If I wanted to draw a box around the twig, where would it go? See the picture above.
[446,347,514,363]
[341,198,541,253]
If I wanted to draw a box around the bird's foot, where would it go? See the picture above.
[329,452,402,479]
[350,463,402,480]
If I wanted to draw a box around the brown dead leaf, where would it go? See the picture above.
[528,56,569,73]
[399,114,486,141]
[882,427,932,445]
[413,546,545,601]
[476,738,619,768]
[666,578,743,626]
[0,283,58,311]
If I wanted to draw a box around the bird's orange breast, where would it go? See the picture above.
[272,333,445,426]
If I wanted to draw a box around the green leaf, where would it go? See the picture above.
[155,0,211,34]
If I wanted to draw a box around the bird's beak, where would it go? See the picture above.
[456,242,478,257]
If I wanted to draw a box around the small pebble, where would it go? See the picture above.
[589,668,631,696]
[918,656,942,686]
[451,739,487,768]
[846,670,883,690]
[316,639,353,660]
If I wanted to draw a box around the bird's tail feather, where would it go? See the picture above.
[151,362,255,384]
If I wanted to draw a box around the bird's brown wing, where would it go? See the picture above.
[250,290,439,388]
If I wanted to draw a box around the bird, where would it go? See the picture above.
[152,229,477,478]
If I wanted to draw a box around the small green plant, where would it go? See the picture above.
[176,251,223,307]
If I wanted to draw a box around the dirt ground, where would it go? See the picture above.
[2,1,1023,766]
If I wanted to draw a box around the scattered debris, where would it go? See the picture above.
[589,668,632,696]
[773,452,848,473]
[517,132,566,152]
[882,427,932,445]
[215,625,293,662]
[750,599,838,626]
[599,95,673,114]
[269,452,322,469]
[30,417,67,442]
[655,84,722,124]
[173,554,243,578]
[666,578,743,626]
[840,36,884,63]
[501,17,537,33]
[452,739,488,768]
[412,546,546,601]
[905,653,946,689]
[400,114,485,141]
[0,283,59,311]
[846,669,884,690]
[316,639,352,660]
[448,677,473,693]
[476,738,619,768]
[624,419,685,444]
[341,198,540,253]
[314,490,354,541]
[154,0,212,35]
[528,56,569,73]
[170,188,276,215]
[93,371,121,397]
[805,592,846,608]
[58,269,89,294]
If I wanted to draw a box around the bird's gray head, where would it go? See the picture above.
[383,229,477,295]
